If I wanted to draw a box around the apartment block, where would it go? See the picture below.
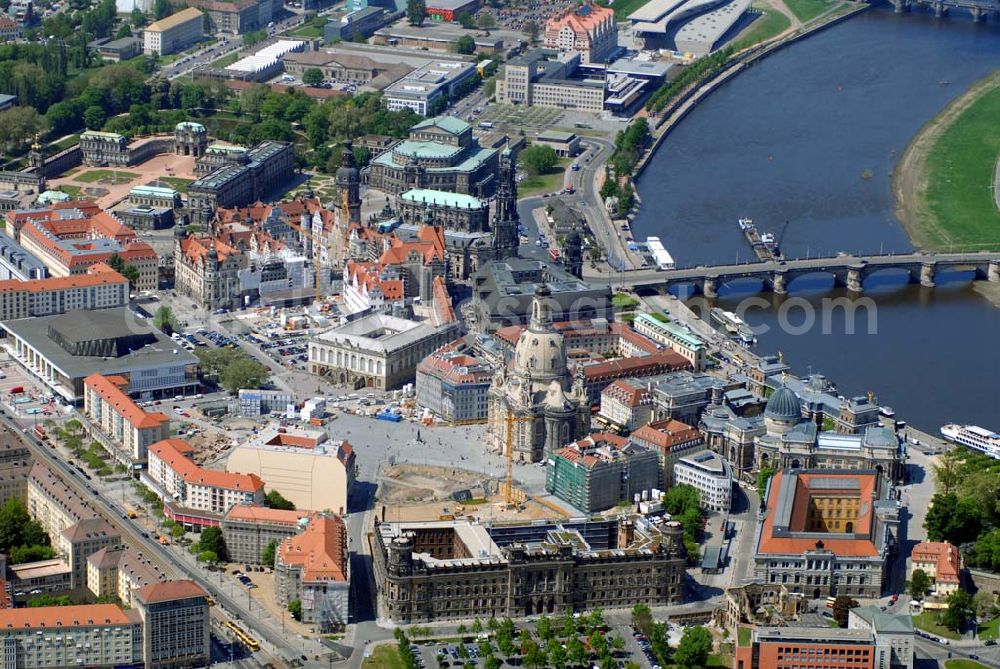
[84,373,171,466]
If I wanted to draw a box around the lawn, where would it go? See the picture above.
[737,626,752,647]
[782,0,834,22]
[733,7,791,49]
[945,661,991,669]
[707,642,734,667]
[361,645,406,669]
[291,24,323,37]
[50,134,81,152]
[923,82,1000,251]
[912,611,962,640]
[518,158,568,197]
[977,615,1000,640]
[57,185,83,198]
[75,169,139,184]
[157,177,194,193]
[212,52,241,68]
[612,292,640,309]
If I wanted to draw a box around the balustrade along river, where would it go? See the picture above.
[632,5,1000,432]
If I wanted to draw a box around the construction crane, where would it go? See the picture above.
[504,413,532,508]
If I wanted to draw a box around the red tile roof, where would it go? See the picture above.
[630,419,701,451]
[150,439,264,492]
[224,505,312,525]
[0,604,133,628]
[85,374,170,430]
[757,470,880,558]
[135,579,207,604]
[912,541,961,584]
[277,515,347,582]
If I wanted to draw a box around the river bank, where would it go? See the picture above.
[893,68,1000,252]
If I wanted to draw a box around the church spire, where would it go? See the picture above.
[491,147,519,260]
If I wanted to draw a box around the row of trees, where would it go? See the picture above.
[600,118,650,215]
[645,46,736,114]
[662,484,705,563]
[194,347,270,395]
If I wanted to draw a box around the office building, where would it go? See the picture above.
[908,541,962,596]
[631,313,707,371]
[631,418,705,490]
[187,0,273,34]
[753,469,901,599]
[133,580,210,669]
[1,307,199,404]
[673,449,732,512]
[384,60,478,116]
[367,116,499,197]
[143,8,204,56]
[373,515,687,623]
[544,2,616,63]
[237,388,294,417]
[226,428,356,514]
[146,439,264,523]
[0,432,31,508]
[0,262,128,321]
[221,504,312,565]
[275,514,349,631]
[545,433,660,513]
[415,338,495,424]
[83,373,171,467]
[0,605,143,669]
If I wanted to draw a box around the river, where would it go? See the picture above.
[632,6,1000,432]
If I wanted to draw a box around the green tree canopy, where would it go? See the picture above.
[519,144,558,176]
[942,589,974,632]
[152,305,177,334]
[832,596,858,628]
[195,348,269,394]
[197,526,228,561]
[302,68,324,86]
[757,465,778,499]
[266,489,295,510]
[452,34,476,55]
[925,492,983,545]
[28,594,72,607]
[909,569,931,600]
[406,0,426,25]
[261,539,278,567]
[288,598,302,620]
[674,626,712,669]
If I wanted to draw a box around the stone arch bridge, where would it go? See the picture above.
[622,252,1000,297]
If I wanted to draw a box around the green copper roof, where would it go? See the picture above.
[401,189,484,210]
[412,115,471,135]
[390,140,464,161]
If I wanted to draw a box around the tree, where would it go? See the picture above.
[942,589,974,632]
[266,489,295,510]
[116,23,132,39]
[302,67,324,86]
[130,7,147,26]
[673,626,712,669]
[10,544,55,564]
[924,492,982,545]
[757,465,778,499]
[471,619,483,634]
[932,450,963,495]
[456,10,475,27]
[196,549,218,564]
[220,357,269,394]
[0,499,50,553]
[287,598,303,620]
[261,539,278,567]
[198,526,228,561]
[566,636,587,668]
[971,529,1000,571]
[478,11,496,29]
[521,19,539,42]
[244,29,267,47]
[832,595,858,628]
[609,636,625,654]
[549,643,567,669]
[451,34,476,55]
[586,609,604,632]
[588,630,606,657]
[519,144,558,176]
[909,569,931,601]
[406,0,426,25]
[536,614,552,641]
[28,594,72,607]
[631,604,653,635]
[484,656,501,669]
[153,0,171,19]
[0,106,46,155]
[152,305,177,334]
[560,609,576,637]
[974,590,997,619]
[496,622,516,658]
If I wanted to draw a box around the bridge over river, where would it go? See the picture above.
[621,252,1000,297]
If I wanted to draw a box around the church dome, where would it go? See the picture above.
[764,385,801,421]
[512,285,569,383]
